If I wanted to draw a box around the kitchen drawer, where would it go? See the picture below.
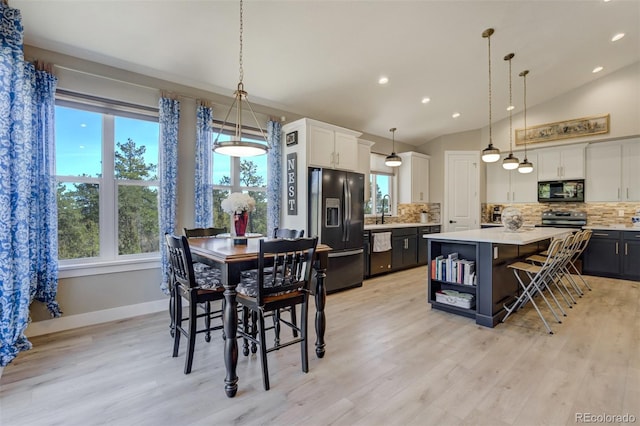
[589,230,621,239]
[392,227,417,237]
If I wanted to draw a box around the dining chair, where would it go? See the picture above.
[170,227,226,341]
[271,228,305,342]
[236,236,318,390]
[165,233,225,374]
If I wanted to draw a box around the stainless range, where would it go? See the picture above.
[540,210,587,229]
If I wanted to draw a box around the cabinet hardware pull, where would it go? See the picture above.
[336,153,340,164]
[615,242,618,255]
[593,233,609,236]
[625,243,628,256]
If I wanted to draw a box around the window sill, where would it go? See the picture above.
[59,256,161,279]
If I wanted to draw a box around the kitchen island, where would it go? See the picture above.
[425,227,571,327]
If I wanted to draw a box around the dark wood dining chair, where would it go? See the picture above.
[168,227,227,341]
[236,236,318,390]
[165,234,225,374]
[273,227,304,239]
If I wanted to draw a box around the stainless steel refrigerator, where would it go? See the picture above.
[309,168,364,293]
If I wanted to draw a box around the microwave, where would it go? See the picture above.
[538,180,585,203]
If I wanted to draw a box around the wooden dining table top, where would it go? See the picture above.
[188,236,332,264]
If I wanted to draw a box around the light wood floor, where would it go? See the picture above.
[1,268,638,426]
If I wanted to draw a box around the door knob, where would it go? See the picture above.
[449,220,457,224]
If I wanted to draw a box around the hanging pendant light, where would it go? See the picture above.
[385,127,402,167]
[481,28,500,163]
[213,0,269,157]
[518,70,534,174]
[502,53,519,170]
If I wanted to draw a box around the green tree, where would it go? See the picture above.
[212,159,267,235]
[115,138,159,255]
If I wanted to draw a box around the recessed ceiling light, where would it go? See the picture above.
[611,33,625,42]
[452,112,461,118]
[506,105,515,111]
[421,97,431,104]
[603,0,611,2]
[592,66,604,73]
[378,76,389,85]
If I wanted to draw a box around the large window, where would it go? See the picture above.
[211,132,268,235]
[366,173,394,217]
[55,99,160,263]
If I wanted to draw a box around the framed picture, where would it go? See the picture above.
[286,131,298,146]
[515,114,609,145]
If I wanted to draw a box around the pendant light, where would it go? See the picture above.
[213,0,269,157]
[518,69,534,173]
[385,127,402,167]
[481,28,500,163]
[502,53,519,170]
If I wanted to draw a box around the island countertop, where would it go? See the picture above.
[424,226,571,245]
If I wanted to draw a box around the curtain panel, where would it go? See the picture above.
[0,3,60,367]
[194,104,213,228]
[158,97,180,294]
[266,120,282,238]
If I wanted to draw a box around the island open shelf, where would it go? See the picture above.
[425,227,571,327]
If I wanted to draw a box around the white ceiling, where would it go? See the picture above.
[12,0,640,146]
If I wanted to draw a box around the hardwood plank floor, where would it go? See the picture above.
[1,268,638,426]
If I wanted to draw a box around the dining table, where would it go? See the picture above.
[188,236,332,398]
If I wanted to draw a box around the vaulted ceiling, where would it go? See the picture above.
[12,0,640,145]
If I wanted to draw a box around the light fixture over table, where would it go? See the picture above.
[212,0,269,157]
[518,70,534,174]
[481,28,500,163]
[385,127,402,167]
[502,52,519,170]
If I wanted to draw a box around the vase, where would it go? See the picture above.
[234,211,249,237]
[501,206,524,232]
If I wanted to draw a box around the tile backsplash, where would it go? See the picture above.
[365,203,441,225]
[482,202,640,226]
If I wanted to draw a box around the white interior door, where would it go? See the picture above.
[444,151,480,232]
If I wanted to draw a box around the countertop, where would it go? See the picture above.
[584,225,640,232]
[364,222,440,231]
[424,226,572,245]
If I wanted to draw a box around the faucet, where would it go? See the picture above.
[381,194,390,224]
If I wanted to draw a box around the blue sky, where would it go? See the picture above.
[55,105,268,184]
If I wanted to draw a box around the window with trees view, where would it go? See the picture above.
[365,173,394,216]
[211,134,267,235]
[55,101,160,262]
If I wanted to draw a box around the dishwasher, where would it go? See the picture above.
[370,231,392,276]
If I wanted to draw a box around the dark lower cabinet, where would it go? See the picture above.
[583,230,640,281]
[392,231,417,271]
[622,232,640,280]
[418,226,441,265]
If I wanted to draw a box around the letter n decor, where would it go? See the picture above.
[286,152,297,215]
[515,114,609,145]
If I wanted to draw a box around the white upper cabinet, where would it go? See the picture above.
[586,139,640,201]
[357,140,374,201]
[536,145,585,180]
[398,151,430,203]
[485,152,538,203]
[308,121,359,171]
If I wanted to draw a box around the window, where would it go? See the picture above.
[366,173,394,216]
[211,132,268,235]
[55,99,160,263]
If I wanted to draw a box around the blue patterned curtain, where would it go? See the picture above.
[158,96,180,294]
[266,120,282,237]
[0,4,60,367]
[29,66,61,317]
[194,103,213,228]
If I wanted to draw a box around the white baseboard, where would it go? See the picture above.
[26,298,169,338]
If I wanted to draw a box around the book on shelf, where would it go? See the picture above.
[430,253,475,285]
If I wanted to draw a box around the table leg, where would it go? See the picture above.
[314,265,327,358]
[223,284,239,397]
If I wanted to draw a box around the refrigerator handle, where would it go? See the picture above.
[344,178,351,242]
